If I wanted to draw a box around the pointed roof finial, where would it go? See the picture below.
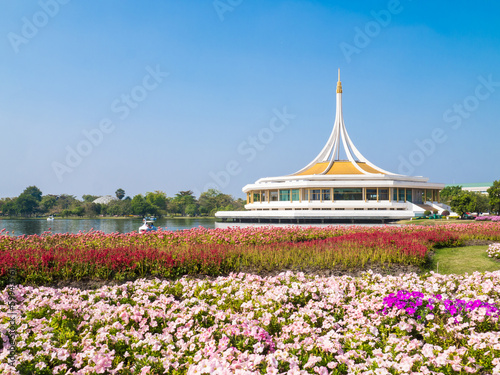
[336,68,342,93]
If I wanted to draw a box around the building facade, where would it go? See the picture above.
[216,71,446,223]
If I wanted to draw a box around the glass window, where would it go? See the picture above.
[393,188,397,201]
[398,188,406,202]
[379,189,389,200]
[311,189,321,200]
[406,189,412,203]
[291,189,300,201]
[262,191,267,202]
[253,192,261,203]
[366,189,377,200]
[270,190,278,201]
[303,189,309,201]
[334,188,362,200]
[279,189,290,201]
[322,189,330,201]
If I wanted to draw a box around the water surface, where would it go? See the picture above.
[0,218,217,236]
[0,218,399,236]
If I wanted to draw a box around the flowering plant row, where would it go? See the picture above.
[2,222,499,253]
[1,271,499,374]
[0,230,460,287]
[475,216,500,222]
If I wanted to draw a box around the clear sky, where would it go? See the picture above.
[1,0,499,200]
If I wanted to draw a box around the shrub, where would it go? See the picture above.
[441,210,450,217]
[423,210,431,216]
[432,209,438,214]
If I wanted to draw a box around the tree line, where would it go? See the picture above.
[0,187,245,218]
[439,180,500,218]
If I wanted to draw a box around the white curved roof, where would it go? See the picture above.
[92,195,119,204]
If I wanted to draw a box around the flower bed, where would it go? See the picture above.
[2,222,500,287]
[2,222,500,253]
[0,228,462,287]
[475,216,500,222]
[487,243,500,260]
[1,271,499,374]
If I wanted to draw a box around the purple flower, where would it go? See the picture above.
[381,291,499,320]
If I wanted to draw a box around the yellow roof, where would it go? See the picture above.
[294,161,384,176]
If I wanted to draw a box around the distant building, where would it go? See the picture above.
[447,183,493,195]
[216,70,446,223]
[92,195,118,205]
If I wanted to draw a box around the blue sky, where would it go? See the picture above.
[1,0,499,200]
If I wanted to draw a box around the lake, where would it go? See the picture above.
[0,218,398,236]
[0,218,218,236]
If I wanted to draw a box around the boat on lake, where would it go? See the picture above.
[139,219,157,233]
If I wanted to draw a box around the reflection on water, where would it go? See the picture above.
[0,218,217,236]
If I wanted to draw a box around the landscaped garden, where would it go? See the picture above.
[1,223,500,374]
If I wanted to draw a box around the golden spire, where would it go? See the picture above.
[336,68,342,93]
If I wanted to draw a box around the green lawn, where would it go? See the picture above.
[429,245,500,274]
[398,218,464,225]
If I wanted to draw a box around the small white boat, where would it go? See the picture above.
[47,215,54,221]
[139,219,157,233]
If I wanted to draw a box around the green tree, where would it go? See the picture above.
[55,195,79,210]
[105,201,120,216]
[15,186,43,217]
[82,195,99,203]
[23,186,43,202]
[83,202,101,217]
[167,200,181,216]
[185,203,198,217]
[450,191,476,219]
[131,195,154,217]
[198,189,219,215]
[198,189,238,216]
[1,198,17,216]
[488,180,500,215]
[120,199,132,215]
[40,195,57,213]
[145,191,168,216]
[16,194,38,216]
[105,200,132,216]
[234,198,246,210]
[72,206,84,217]
[172,190,197,216]
[471,192,490,215]
[439,185,462,205]
[115,188,125,200]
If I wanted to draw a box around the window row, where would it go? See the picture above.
[248,188,440,203]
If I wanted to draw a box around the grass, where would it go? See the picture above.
[429,245,500,274]
[398,218,472,225]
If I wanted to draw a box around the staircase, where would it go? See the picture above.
[416,204,436,212]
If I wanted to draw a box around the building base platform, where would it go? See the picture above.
[215,210,414,224]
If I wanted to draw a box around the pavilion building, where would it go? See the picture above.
[216,71,446,223]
